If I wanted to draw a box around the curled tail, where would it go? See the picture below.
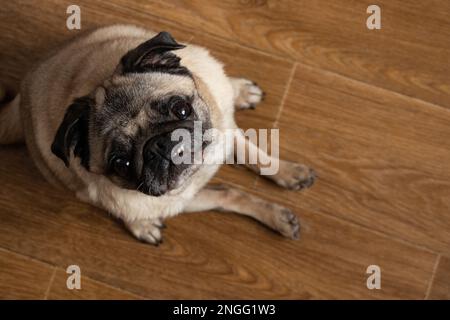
[0,85,24,144]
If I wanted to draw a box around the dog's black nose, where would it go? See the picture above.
[144,134,178,162]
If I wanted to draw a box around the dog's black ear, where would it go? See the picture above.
[120,31,188,74]
[51,96,92,169]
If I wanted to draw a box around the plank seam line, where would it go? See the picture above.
[424,254,441,300]
[0,244,145,299]
[72,270,146,299]
[44,267,57,300]
[0,246,55,267]
[249,62,297,189]
[273,62,298,129]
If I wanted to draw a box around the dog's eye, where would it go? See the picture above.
[112,157,130,177]
[171,99,191,120]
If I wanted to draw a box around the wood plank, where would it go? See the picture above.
[47,269,140,299]
[99,0,450,108]
[427,256,450,300]
[0,248,55,299]
[254,63,450,253]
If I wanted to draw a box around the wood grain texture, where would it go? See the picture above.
[0,0,448,299]
[427,257,450,300]
[254,63,450,253]
[47,269,141,299]
[0,146,438,299]
[88,0,450,109]
[0,248,55,299]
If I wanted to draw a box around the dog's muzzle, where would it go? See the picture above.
[139,120,208,197]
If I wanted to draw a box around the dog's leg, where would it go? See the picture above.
[233,130,316,190]
[230,77,265,110]
[184,184,300,239]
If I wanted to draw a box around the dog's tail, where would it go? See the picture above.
[0,84,24,144]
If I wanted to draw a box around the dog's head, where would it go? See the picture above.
[51,32,213,196]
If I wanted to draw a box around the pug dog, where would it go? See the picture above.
[0,25,315,245]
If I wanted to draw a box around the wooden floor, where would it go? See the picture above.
[0,0,449,299]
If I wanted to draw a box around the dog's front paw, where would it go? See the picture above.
[231,78,265,109]
[273,161,316,190]
[271,205,300,239]
[125,218,166,246]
